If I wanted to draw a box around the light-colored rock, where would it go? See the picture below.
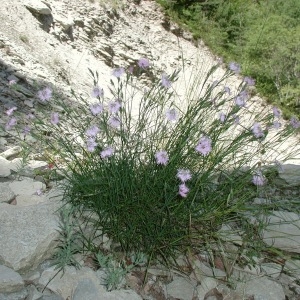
[24,285,42,300]
[39,266,106,300]
[72,278,104,300]
[278,164,300,186]
[0,265,24,293]
[262,211,300,253]
[217,224,243,246]
[10,159,48,177]
[0,156,11,177]
[0,289,28,300]
[0,146,22,159]
[261,263,282,278]
[0,183,15,203]
[15,194,46,206]
[107,289,143,300]
[166,277,196,300]
[8,178,45,196]
[196,277,218,300]
[193,261,226,280]
[0,202,59,272]
[236,276,285,300]
[24,0,51,15]
[284,259,300,280]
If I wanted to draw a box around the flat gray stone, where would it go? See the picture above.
[0,289,28,300]
[72,279,103,300]
[0,202,59,272]
[193,261,226,280]
[284,259,300,280]
[278,164,300,186]
[24,0,52,15]
[0,265,24,293]
[236,276,285,300]
[0,183,15,203]
[15,194,46,206]
[262,211,300,253]
[0,147,22,159]
[107,289,142,300]
[10,159,48,177]
[166,277,196,300]
[8,178,45,196]
[261,263,282,278]
[0,156,11,177]
[196,277,218,300]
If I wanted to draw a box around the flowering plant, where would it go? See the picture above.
[3,58,299,266]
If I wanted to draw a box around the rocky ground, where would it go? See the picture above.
[0,0,300,299]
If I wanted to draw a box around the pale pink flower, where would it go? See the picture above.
[27,113,35,119]
[235,90,248,107]
[86,138,97,152]
[23,126,31,135]
[155,150,169,166]
[224,86,231,95]
[290,116,300,129]
[138,58,149,69]
[166,108,178,122]
[195,136,212,156]
[100,146,115,159]
[233,114,240,124]
[229,62,241,74]
[272,106,281,118]
[109,116,121,128]
[108,100,121,114]
[128,66,134,74]
[112,67,125,78]
[36,189,43,196]
[177,169,192,182]
[179,183,189,197]
[91,86,104,98]
[219,112,226,123]
[5,117,17,131]
[86,125,100,137]
[252,122,264,138]
[272,120,281,129]
[8,79,17,86]
[244,76,255,86]
[6,106,17,116]
[50,112,59,125]
[90,103,103,116]
[37,87,52,102]
[161,73,171,88]
[252,171,265,186]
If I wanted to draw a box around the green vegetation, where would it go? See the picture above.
[156,0,300,117]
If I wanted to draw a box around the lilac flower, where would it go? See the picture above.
[108,100,121,114]
[229,62,241,74]
[112,67,125,78]
[86,125,100,137]
[290,116,300,129]
[161,73,171,88]
[235,91,248,107]
[252,171,265,186]
[166,108,178,122]
[100,146,115,159]
[91,86,104,98]
[23,125,31,135]
[195,136,212,156]
[8,79,17,86]
[6,106,17,116]
[138,58,149,69]
[90,103,103,116]
[177,169,192,182]
[128,66,134,74]
[272,106,281,118]
[37,87,52,102]
[244,76,255,86]
[36,189,43,196]
[27,113,35,119]
[224,86,231,95]
[86,138,97,152]
[108,116,121,128]
[155,150,169,166]
[219,112,226,123]
[233,114,240,124]
[5,117,17,131]
[252,122,264,138]
[272,120,281,129]
[179,183,189,198]
[50,112,59,125]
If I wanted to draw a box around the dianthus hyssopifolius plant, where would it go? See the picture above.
[3,58,299,266]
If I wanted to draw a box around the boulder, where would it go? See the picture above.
[8,178,45,196]
[0,202,59,272]
[0,265,24,293]
[0,183,15,203]
[278,164,300,187]
[0,156,11,177]
[24,0,52,15]
[166,277,197,300]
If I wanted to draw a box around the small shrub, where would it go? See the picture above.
[2,58,299,273]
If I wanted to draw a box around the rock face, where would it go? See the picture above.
[0,202,59,272]
[278,164,300,186]
[24,0,52,15]
[263,211,300,254]
[0,265,24,293]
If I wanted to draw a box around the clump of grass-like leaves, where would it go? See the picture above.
[3,58,299,269]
